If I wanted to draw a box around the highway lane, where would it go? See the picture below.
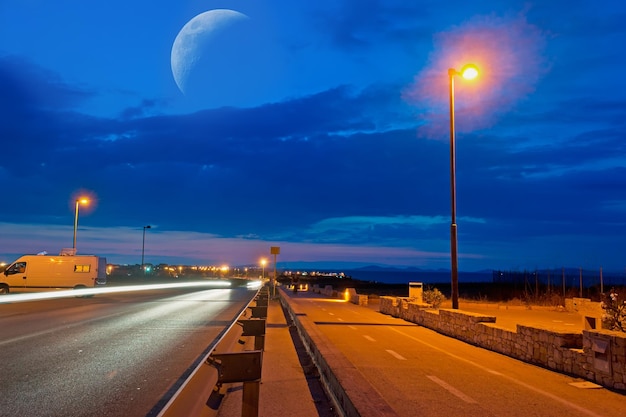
[0,286,257,417]
[288,294,625,417]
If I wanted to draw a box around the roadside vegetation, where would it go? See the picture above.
[601,287,626,332]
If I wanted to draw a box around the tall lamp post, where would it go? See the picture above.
[73,198,89,252]
[448,64,478,310]
[142,225,151,273]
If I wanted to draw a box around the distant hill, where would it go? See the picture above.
[350,265,491,274]
[351,265,430,272]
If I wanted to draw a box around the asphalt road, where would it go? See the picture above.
[0,286,256,417]
[286,292,625,417]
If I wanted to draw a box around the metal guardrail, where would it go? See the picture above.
[151,286,269,417]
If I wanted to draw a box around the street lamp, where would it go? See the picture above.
[73,198,89,252]
[141,225,151,273]
[260,258,267,279]
[448,64,478,310]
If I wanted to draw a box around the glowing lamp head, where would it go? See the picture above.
[77,198,89,205]
[460,64,479,80]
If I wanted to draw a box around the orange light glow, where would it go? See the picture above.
[403,14,547,138]
[461,64,479,80]
[70,190,97,214]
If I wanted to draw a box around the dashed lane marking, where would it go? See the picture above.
[427,375,477,403]
[386,349,406,360]
[389,327,605,417]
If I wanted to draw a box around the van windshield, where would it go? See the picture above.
[6,261,26,274]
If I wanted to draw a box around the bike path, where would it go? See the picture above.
[276,287,616,417]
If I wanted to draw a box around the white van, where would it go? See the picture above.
[0,254,107,294]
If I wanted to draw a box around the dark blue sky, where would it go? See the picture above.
[1,0,625,271]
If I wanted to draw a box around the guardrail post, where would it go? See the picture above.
[239,319,266,350]
[256,295,269,307]
[249,306,267,319]
[242,381,260,417]
[207,350,263,417]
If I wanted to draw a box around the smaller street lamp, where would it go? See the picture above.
[141,225,151,273]
[73,198,89,252]
[260,258,267,279]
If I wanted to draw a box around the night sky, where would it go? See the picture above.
[1,1,625,272]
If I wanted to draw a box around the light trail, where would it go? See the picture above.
[246,280,263,290]
[0,280,255,304]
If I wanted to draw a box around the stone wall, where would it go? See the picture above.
[380,296,626,392]
[566,297,604,330]
[312,284,339,298]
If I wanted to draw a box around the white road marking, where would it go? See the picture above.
[569,381,602,389]
[348,326,357,330]
[427,375,477,403]
[386,349,407,360]
[390,327,605,417]
[337,318,344,321]
[363,335,376,342]
[328,312,335,316]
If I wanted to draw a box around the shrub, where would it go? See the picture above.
[601,287,626,332]
[423,288,446,308]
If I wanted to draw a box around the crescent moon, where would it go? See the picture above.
[171,9,249,94]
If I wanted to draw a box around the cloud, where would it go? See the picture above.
[0,221,461,269]
[0,70,432,233]
[299,214,485,242]
[0,55,94,112]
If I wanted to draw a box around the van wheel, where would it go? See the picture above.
[0,285,8,294]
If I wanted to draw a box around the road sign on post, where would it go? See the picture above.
[270,247,280,298]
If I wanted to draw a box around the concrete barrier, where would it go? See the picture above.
[279,288,399,417]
